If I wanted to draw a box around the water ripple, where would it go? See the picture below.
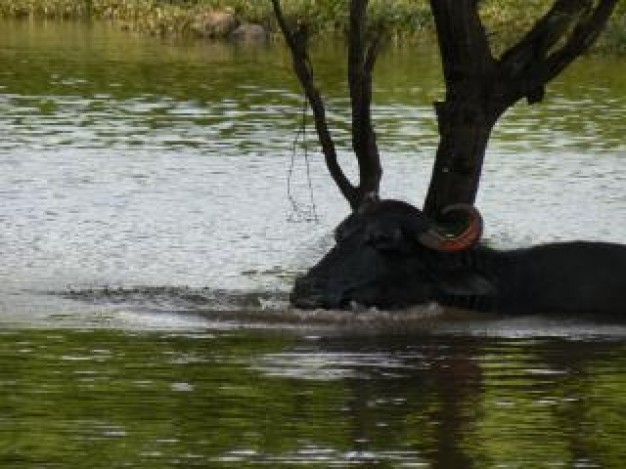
[0,21,624,327]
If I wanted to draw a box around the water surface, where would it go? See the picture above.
[0,20,625,468]
[1,21,624,312]
[2,329,626,468]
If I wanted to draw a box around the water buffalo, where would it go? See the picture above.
[291,199,626,316]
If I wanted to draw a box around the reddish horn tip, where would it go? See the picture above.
[439,204,483,251]
[417,204,483,252]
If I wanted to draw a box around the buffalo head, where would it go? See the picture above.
[291,199,487,309]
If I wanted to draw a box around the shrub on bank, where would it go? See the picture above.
[0,0,624,52]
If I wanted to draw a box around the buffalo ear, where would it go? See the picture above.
[434,270,496,298]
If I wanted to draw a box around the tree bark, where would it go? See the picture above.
[424,100,500,219]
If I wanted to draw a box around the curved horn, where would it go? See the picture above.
[417,204,483,252]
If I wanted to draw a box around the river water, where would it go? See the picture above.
[0,20,625,467]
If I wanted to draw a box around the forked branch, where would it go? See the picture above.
[272,0,384,210]
[271,0,358,208]
[499,0,618,104]
[539,0,617,84]
[348,0,383,202]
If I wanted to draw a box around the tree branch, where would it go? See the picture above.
[348,0,382,200]
[271,0,358,208]
[348,0,367,155]
[500,0,589,76]
[364,33,384,75]
[500,0,618,104]
[539,0,618,83]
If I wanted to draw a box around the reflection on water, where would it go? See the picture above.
[0,329,625,468]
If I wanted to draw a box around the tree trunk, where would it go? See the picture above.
[424,100,499,218]
[422,0,498,218]
[424,0,618,219]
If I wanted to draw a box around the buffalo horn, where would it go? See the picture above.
[417,204,483,252]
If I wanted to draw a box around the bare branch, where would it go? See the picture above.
[271,0,358,208]
[348,0,367,146]
[500,0,590,76]
[539,0,618,83]
[348,0,382,199]
[500,0,618,104]
[364,33,384,75]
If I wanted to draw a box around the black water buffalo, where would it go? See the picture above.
[291,200,626,316]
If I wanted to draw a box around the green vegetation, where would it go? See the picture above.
[0,0,624,52]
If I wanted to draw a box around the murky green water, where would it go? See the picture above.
[1,20,625,467]
[1,329,625,468]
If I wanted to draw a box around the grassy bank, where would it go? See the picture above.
[1,0,625,53]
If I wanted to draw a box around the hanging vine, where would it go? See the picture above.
[287,93,319,223]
